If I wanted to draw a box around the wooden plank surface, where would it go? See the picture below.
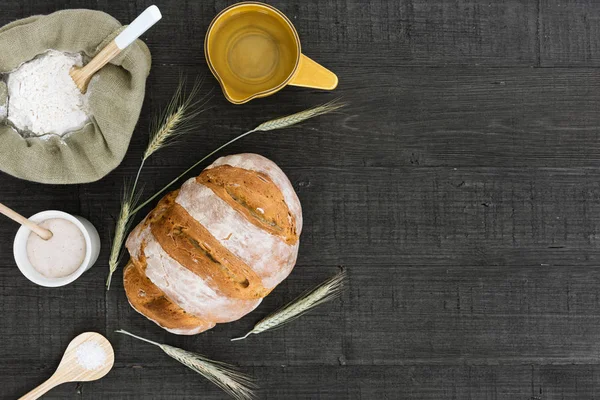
[2,0,600,399]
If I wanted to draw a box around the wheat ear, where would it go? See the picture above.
[253,99,345,131]
[144,77,211,160]
[105,188,138,289]
[116,330,257,400]
[231,268,347,341]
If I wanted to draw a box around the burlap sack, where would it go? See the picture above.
[0,9,151,184]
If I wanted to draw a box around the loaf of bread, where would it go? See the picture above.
[124,153,302,334]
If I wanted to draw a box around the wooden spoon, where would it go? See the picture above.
[0,202,52,240]
[70,5,162,93]
[19,332,115,400]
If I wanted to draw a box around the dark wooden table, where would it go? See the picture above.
[2,0,600,398]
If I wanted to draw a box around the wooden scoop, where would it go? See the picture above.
[0,202,52,240]
[19,332,115,400]
[70,5,162,93]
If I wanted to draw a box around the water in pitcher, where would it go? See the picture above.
[210,10,298,92]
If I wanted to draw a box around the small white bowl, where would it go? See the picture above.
[13,210,101,287]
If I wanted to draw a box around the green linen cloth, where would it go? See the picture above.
[0,9,151,184]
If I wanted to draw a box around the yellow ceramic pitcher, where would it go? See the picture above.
[205,2,338,104]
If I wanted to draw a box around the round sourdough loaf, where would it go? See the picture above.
[124,153,302,334]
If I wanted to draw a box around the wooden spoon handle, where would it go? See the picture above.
[18,375,62,400]
[72,5,161,89]
[0,202,52,240]
[76,40,121,82]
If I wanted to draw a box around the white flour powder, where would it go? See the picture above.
[7,50,90,137]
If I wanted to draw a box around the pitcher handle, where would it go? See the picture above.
[288,54,338,90]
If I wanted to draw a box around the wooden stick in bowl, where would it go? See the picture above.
[0,202,52,240]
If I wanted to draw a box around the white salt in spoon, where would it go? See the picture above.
[19,332,114,400]
[70,5,162,93]
[0,202,52,240]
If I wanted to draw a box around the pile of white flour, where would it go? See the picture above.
[6,50,90,137]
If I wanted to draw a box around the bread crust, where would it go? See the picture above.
[123,261,215,335]
[123,154,302,334]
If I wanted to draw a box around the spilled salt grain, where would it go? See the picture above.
[76,341,106,370]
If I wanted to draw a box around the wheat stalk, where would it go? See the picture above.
[231,268,347,341]
[132,100,345,214]
[106,79,208,289]
[116,330,257,400]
